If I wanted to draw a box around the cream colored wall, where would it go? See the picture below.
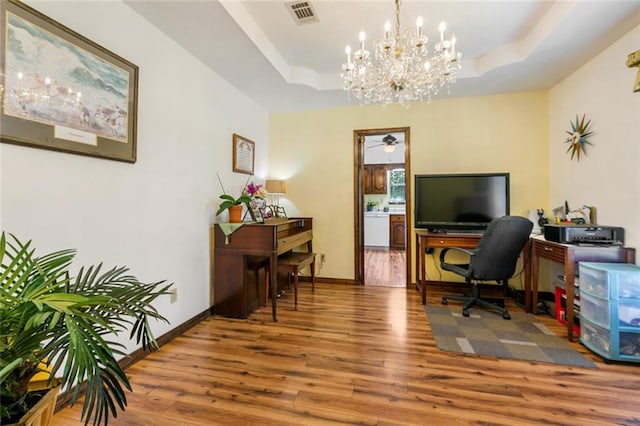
[270,91,549,282]
[549,24,640,263]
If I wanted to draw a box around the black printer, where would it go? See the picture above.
[543,224,624,245]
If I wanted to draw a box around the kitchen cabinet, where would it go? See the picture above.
[390,214,405,249]
[364,165,387,194]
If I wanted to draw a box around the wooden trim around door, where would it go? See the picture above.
[354,127,411,287]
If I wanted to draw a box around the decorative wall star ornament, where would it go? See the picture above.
[564,114,594,161]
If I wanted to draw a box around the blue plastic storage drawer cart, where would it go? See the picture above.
[578,262,640,363]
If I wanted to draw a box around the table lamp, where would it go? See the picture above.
[265,179,286,205]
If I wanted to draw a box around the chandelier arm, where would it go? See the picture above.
[395,0,401,40]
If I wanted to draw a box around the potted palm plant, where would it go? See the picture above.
[0,232,172,425]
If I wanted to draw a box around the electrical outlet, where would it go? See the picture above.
[169,288,177,304]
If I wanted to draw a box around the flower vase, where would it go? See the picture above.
[228,205,243,223]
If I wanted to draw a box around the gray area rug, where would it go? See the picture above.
[425,305,596,368]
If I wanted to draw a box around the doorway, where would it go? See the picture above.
[354,127,411,287]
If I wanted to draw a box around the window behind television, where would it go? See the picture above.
[414,173,510,231]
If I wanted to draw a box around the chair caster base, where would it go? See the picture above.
[502,311,511,320]
[441,298,448,305]
[462,309,470,317]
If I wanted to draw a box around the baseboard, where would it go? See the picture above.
[55,307,212,412]
[306,276,355,285]
[119,308,212,370]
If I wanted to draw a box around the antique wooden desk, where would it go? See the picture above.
[415,230,532,310]
[530,236,635,341]
[212,217,313,321]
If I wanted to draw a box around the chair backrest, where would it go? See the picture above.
[469,216,533,281]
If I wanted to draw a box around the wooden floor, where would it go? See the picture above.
[53,282,640,425]
[364,248,406,287]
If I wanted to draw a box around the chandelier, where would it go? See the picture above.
[341,0,462,107]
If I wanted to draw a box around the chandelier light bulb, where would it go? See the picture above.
[359,31,366,51]
[384,21,391,38]
[439,21,446,41]
[416,16,423,36]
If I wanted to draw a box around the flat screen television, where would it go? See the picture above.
[414,173,510,232]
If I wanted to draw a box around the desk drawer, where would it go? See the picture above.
[277,230,312,254]
[534,241,565,263]
[423,236,479,249]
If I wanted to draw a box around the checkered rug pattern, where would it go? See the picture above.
[424,305,596,368]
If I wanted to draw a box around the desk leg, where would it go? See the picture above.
[523,240,532,313]
[270,254,278,322]
[419,236,427,305]
[531,248,540,315]
[565,264,575,342]
[415,235,420,292]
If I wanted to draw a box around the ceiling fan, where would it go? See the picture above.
[367,134,403,153]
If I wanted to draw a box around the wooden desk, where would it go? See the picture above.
[415,230,532,310]
[531,237,635,341]
[213,217,313,321]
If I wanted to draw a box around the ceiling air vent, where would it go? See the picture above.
[285,1,319,25]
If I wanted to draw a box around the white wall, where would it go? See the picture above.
[549,24,640,262]
[0,1,269,353]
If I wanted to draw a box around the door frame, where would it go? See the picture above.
[354,127,411,286]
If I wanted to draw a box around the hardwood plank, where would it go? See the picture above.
[365,248,406,287]
[53,283,640,425]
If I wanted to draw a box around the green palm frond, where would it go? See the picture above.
[0,232,172,425]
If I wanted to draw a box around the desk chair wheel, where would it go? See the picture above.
[441,297,448,305]
[462,309,470,317]
[502,311,511,320]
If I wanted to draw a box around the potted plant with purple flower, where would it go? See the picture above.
[216,181,268,223]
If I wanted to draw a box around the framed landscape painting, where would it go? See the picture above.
[0,0,138,162]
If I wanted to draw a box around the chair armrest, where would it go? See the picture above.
[439,247,475,264]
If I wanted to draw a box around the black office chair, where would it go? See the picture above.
[440,216,533,319]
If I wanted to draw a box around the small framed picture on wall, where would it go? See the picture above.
[232,133,255,175]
